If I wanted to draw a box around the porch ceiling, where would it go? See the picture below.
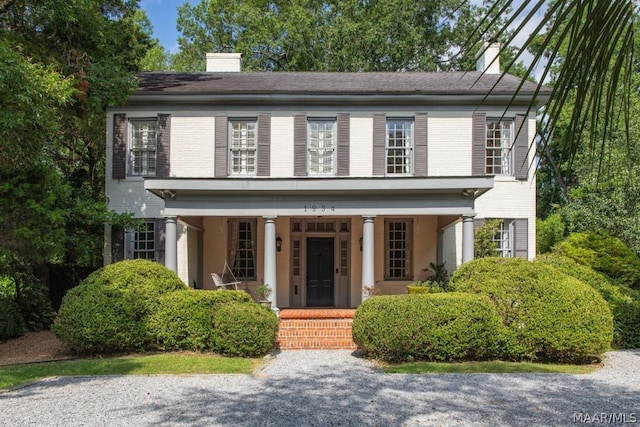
[145,176,493,217]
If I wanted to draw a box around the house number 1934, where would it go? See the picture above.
[304,205,335,213]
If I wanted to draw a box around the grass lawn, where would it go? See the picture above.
[383,360,600,374]
[0,353,259,391]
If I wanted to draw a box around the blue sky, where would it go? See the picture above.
[141,0,195,53]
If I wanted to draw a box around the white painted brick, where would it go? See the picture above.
[350,116,373,176]
[270,115,294,177]
[428,116,472,176]
[171,116,215,178]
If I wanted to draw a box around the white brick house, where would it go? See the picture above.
[104,49,549,310]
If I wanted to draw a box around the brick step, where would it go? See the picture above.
[277,309,358,350]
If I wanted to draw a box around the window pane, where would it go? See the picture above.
[385,220,411,279]
[230,220,256,280]
[308,120,335,175]
[486,120,512,175]
[386,120,413,175]
[230,121,257,175]
[133,222,155,260]
[130,120,157,176]
[492,220,513,257]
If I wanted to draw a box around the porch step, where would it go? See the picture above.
[277,309,358,350]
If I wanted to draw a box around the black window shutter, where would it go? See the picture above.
[294,113,307,176]
[157,114,171,177]
[414,112,428,176]
[112,114,127,179]
[215,116,228,177]
[372,113,386,176]
[514,114,529,180]
[472,113,486,176]
[337,113,350,176]
[257,114,271,176]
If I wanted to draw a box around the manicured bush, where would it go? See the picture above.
[536,213,565,254]
[536,254,640,348]
[148,289,253,351]
[0,297,25,340]
[449,257,613,362]
[554,232,640,289]
[53,260,187,353]
[352,293,504,362]
[213,303,279,357]
[406,280,447,294]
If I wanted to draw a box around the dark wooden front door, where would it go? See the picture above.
[306,237,334,307]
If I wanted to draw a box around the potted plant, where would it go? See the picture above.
[256,283,272,308]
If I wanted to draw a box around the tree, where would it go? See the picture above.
[172,0,528,74]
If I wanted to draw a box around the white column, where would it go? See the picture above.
[361,215,376,302]
[462,214,476,264]
[165,216,178,273]
[263,216,278,313]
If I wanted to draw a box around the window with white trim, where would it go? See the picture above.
[386,119,413,175]
[308,120,336,175]
[486,119,513,175]
[129,222,155,260]
[228,219,256,280]
[493,219,514,257]
[229,120,257,175]
[385,219,412,279]
[130,119,157,176]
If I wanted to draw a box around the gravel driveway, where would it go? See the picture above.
[1,349,639,426]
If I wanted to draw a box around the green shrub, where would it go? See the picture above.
[537,213,565,254]
[449,257,613,362]
[407,280,447,294]
[53,260,187,353]
[0,297,25,340]
[554,232,640,288]
[148,290,253,351]
[352,293,504,362]
[213,303,279,357]
[474,219,502,258]
[536,254,640,348]
[17,281,54,332]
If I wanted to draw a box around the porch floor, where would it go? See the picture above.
[277,309,358,350]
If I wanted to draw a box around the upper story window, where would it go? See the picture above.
[130,119,157,176]
[308,120,336,175]
[493,219,513,257]
[386,119,413,175]
[229,120,257,175]
[486,120,513,175]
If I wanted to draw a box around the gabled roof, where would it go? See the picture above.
[129,71,550,107]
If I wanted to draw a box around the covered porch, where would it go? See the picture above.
[146,177,493,310]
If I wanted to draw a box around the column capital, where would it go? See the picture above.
[362,215,377,221]
[462,213,477,220]
[263,216,277,221]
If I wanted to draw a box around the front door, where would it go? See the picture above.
[306,237,334,307]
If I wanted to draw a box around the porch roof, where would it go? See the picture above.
[145,176,493,217]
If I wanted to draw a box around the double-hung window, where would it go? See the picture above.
[493,220,514,257]
[308,120,336,175]
[229,120,257,175]
[129,222,155,260]
[486,120,513,175]
[229,219,256,280]
[386,119,413,175]
[385,219,413,279]
[130,120,157,176]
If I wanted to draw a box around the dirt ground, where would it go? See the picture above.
[0,331,74,366]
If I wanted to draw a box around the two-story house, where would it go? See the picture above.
[104,45,549,311]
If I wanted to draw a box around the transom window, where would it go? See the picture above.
[229,219,256,280]
[229,120,257,175]
[486,120,513,175]
[385,219,412,279]
[386,119,413,175]
[131,222,155,260]
[308,120,335,175]
[130,120,157,176]
[493,220,513,257]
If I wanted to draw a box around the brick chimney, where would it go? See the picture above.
[206,53,242,72]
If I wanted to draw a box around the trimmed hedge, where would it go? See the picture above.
[449,257,613,362]
[536,254,640,348]
[0,297,25,340]
[53,260,188,353]
[553,232,640,289]
[148,289,253,351]
[213,303,279,357]
[352,293,504,362]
